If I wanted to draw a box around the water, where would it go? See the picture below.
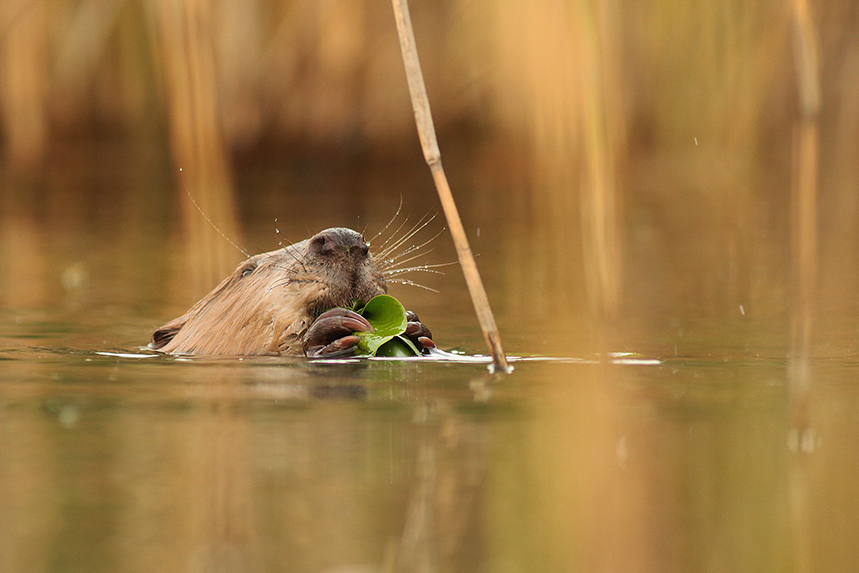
[3,136,859,571]
[3,301,859,572]
[5,0,859,567]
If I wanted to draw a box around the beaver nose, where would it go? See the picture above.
[308,228,369,258]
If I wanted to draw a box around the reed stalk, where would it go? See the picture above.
[788,0,819,432]
[787,3,819,572]
[152,0,240,297]
[391,0,509,373]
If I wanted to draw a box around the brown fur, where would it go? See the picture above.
[151,228,386,355]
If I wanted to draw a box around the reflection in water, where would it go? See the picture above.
[3,1,859,571]
[2,338,859,571]
[114,386,259,572]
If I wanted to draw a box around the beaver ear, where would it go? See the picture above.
[150,316,187,349]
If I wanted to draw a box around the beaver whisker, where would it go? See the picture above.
[384,266,445,278]
[367,196,405,246]
[268,222,315,270]
[372,216,412,257]
[378,248,437,273]
[282,244,309,269]
[377,228,445,271]
[385,268,444,282]
[385,278,439,293]
[375,214,437,262]
[283,256,311,274]
[273,217,291,250]
[180,171,251,258]
[373,210,433,252]
[384,259,457,278]
[375,213,435,257]
[266,257,310,277]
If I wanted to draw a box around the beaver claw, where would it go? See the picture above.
[303,308,374,357]
[404,310,435,354]
[304,308,435,357]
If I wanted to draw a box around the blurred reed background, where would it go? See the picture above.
[1,0,858,355]
[3,4,859,571]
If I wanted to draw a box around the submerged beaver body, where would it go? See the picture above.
[150,227,432,356]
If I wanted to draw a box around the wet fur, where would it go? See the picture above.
[151,228,387,355]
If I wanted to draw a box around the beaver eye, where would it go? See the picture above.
[240,264,256,278]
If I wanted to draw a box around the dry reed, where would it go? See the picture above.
[151,0,241,297]
[788,0,819,434]
[391,0,509,372]
[787,3,819,573]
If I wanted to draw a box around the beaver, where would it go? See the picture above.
[150,227,434,357]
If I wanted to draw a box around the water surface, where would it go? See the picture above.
[2,301,858,572]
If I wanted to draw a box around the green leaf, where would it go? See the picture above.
[351,295,420,357]
[375,335,421,357]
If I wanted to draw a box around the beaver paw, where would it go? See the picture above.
[404,310,435,354]
[304,308,435,357]
[303,308,374,357]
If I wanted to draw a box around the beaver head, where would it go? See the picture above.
[150,227,387,355]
